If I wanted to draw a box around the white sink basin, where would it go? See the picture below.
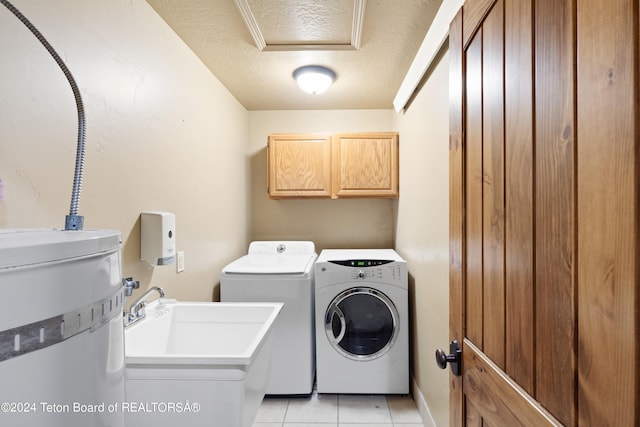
[125,299,282,364]
[124,299,282,427]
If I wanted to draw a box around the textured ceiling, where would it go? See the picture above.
[145,0,442,110]
[244,0,355,47]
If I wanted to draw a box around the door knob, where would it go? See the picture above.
[435,340,462,376]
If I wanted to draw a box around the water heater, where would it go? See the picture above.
[0,229,125,427]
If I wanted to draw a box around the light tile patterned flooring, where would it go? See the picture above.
[252,392,424,427]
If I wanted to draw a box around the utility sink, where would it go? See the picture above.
[124,299,282,427]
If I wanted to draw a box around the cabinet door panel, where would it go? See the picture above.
[332,133,399,198]
[267,134,332,199]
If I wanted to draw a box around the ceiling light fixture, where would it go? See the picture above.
[293,65,336,95]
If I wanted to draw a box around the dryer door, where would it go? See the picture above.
[325,287,399,361]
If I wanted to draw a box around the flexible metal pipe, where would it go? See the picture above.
[1,0,86,230]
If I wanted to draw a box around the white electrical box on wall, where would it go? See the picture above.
[140,211,175,266]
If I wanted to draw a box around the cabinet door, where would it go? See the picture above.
[332,133,399,198]
[267,134,332,198]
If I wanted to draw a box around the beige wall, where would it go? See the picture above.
[247,110,397,251]
[0,0,249,302]
[393,50,450,426]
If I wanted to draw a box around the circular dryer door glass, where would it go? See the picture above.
[325,287,399,360]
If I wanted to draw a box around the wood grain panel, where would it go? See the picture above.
[452,1,639,425]
[274,140,327,189]
[504,0,535,395]
[332,133,398,198]
[463,340,563,427]
[338,139,391,188]
[577,0,639,424]
[465,31,484,348]
[534,0,577,424]
[481,0,505,369]
[448,8,465,427]
[267,134,332,198]
[463,0,497,48]
[465,399,483,427]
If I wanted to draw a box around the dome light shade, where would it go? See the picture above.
[293,65,336,94]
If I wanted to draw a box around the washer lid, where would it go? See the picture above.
[0,229,121,269]
[223,253,316,275]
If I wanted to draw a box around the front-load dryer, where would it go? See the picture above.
[221,241,317,395]
[315,249,408,394]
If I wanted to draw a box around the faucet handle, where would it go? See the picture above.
[122,277,140,297]
[132,300,147,316]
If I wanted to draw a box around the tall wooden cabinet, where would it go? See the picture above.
[267,132,398,199]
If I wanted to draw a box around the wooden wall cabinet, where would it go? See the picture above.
[332,132,399,198]
[267,132,398,199]
[267,134,332,198]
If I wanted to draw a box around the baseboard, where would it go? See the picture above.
[411,375,437,427]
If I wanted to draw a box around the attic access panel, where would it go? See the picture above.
[235,0,365,51]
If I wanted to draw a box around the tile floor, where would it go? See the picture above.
[252,392,424,427]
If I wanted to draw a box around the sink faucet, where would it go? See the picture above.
[125,286,165,327]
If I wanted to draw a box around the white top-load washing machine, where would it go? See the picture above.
[315,249,408,394]
[221,241,317,395]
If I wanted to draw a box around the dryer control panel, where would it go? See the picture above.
[319,259,406,284]
[329,259,393,267]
